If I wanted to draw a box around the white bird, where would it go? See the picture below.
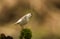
[15,13,32,26]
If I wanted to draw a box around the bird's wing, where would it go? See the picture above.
[15,16,25,24]
[15,13,32,25]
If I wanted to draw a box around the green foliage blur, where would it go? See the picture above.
[20,28,32,39]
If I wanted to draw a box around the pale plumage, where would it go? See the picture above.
[15,13,32,26]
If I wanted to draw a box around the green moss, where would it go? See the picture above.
[20,28,32,39]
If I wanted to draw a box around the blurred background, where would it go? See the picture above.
[0,0,60,39]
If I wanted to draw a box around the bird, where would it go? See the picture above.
[15,13,32,26]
